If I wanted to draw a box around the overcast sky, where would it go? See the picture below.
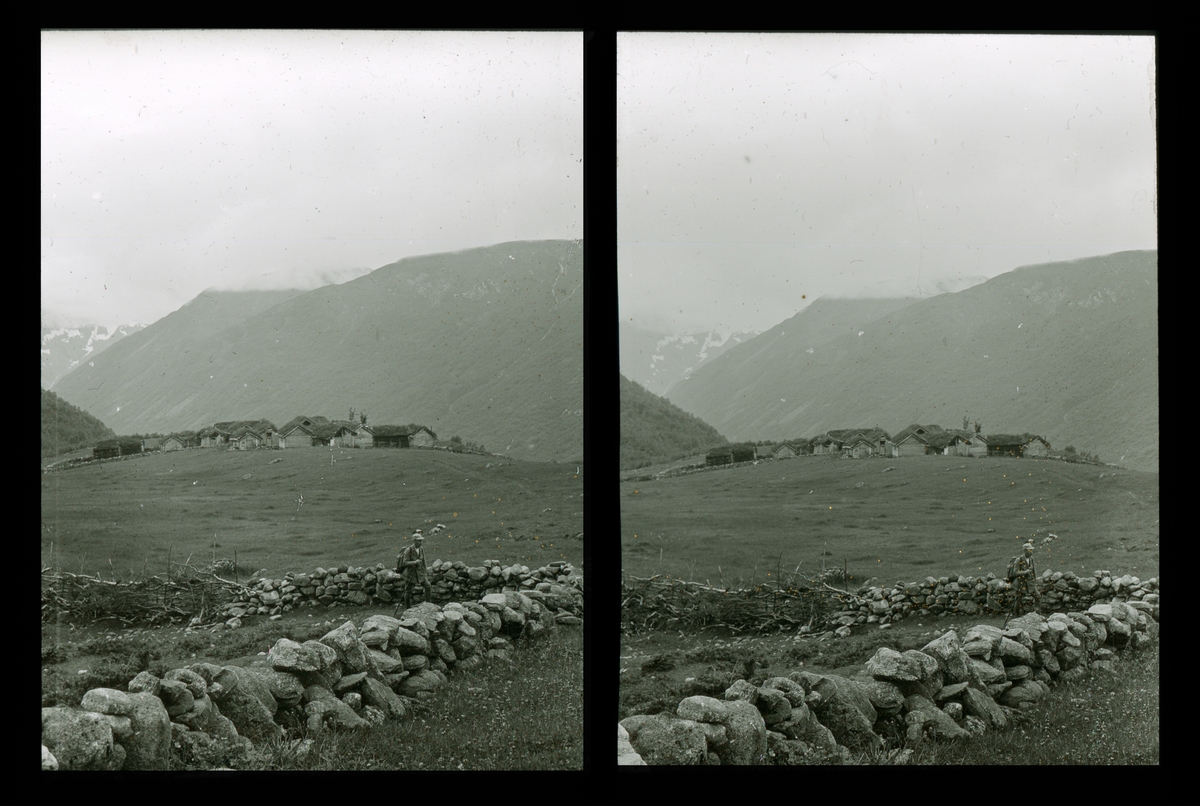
[618,33,1156,336]
[41,30,582,330]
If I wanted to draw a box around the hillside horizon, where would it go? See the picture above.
[666,250,1157,472]
[52,239,583,462]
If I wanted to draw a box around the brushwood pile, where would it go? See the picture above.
[619,571,1157,765]
[42,564,583,770]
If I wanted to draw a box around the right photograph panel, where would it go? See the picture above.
[618,33,1158,766]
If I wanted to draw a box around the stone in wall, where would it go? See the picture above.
[619,713,709,765]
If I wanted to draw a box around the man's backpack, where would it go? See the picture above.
[1006,556,1020,581]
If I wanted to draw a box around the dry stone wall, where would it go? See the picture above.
[218,559,583,628]
[620,570,1159,765]
[42,567,583,770]
[808,568,1156,638]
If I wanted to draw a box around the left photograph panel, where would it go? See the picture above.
[41,30,583,771]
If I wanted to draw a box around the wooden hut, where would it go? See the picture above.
[372,425,411,449]
[410,426,437,448]
[278,423,314,448]
[199,427,229,448]
[893,424,947,457]
[893,433,928,457]
[809,435,839,455]
[706,447,734,466]
[231,427,263,450]
[354,424,375,449]
[985,434,1029,458]
[162,435,185,452]
[773,442,798,459]
[1022,436,1051,457]
[93,438,143,460]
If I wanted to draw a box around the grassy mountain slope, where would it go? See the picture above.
[667,251,1157,471]
[620,374,728,471]
[41,388,117,458]
[53,240,582,462]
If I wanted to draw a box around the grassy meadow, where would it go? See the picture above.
[621,454,1158,587]
[41,446,584,581]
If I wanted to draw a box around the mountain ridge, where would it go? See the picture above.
[666,250,1158,472]
[52,239,583,462]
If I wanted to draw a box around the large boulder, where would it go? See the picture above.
[359,676,408,720]
[397,669,442,697]
[893,650,943,699]
[41,707,122,770]
[921,630,972,684]
[970,658,1006,686]
[724,679,759,705]
[998,637,1034,666]
[157,679,195,718]
[866,647,923,682]
[1007,613,1049,646]
[393,626,431,655]
[127,671,162,697]
[866,680,905,719]
[961,686,1008,731]
[302,686,369,731]
[755,687,793,726]
[998,682,1043,709]
[809,675,883,751]
[270,638,324,673]
[164,668,208,700]
[401,602,445,633]
[80,688,135,717]
[617,724,646,765]
[761,677,807,707]
[676,695,729,724]
[903,701,970,743]
[718,699,769,765]
[319,621,370,675]
[366,648,405,675]
[173,692,218,733]
[675,695,767,765]
[770,702,841,756]
[252,668,306,709]
[619,714,708,765]
[122,692,173,770]
[210,666,284,743]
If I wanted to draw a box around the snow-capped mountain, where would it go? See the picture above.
[619,325,759,397]
[40,323,146,390]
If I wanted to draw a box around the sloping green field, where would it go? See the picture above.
[42,447,583,580]
[621,454,1157,588]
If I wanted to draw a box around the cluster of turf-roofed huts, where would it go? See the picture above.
[708,424,1052,467]
[93,416,438,459]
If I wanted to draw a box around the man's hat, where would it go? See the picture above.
[1022,541,1034,551]
[413,531,425,540]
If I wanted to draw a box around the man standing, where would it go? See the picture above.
[397,530,431,610]
[1005,541,1039,623]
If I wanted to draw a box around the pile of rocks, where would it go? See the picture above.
[43,588,580,770]
[217,559,582,626]
[804,569,1158,636]
[619,599,1157,765]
